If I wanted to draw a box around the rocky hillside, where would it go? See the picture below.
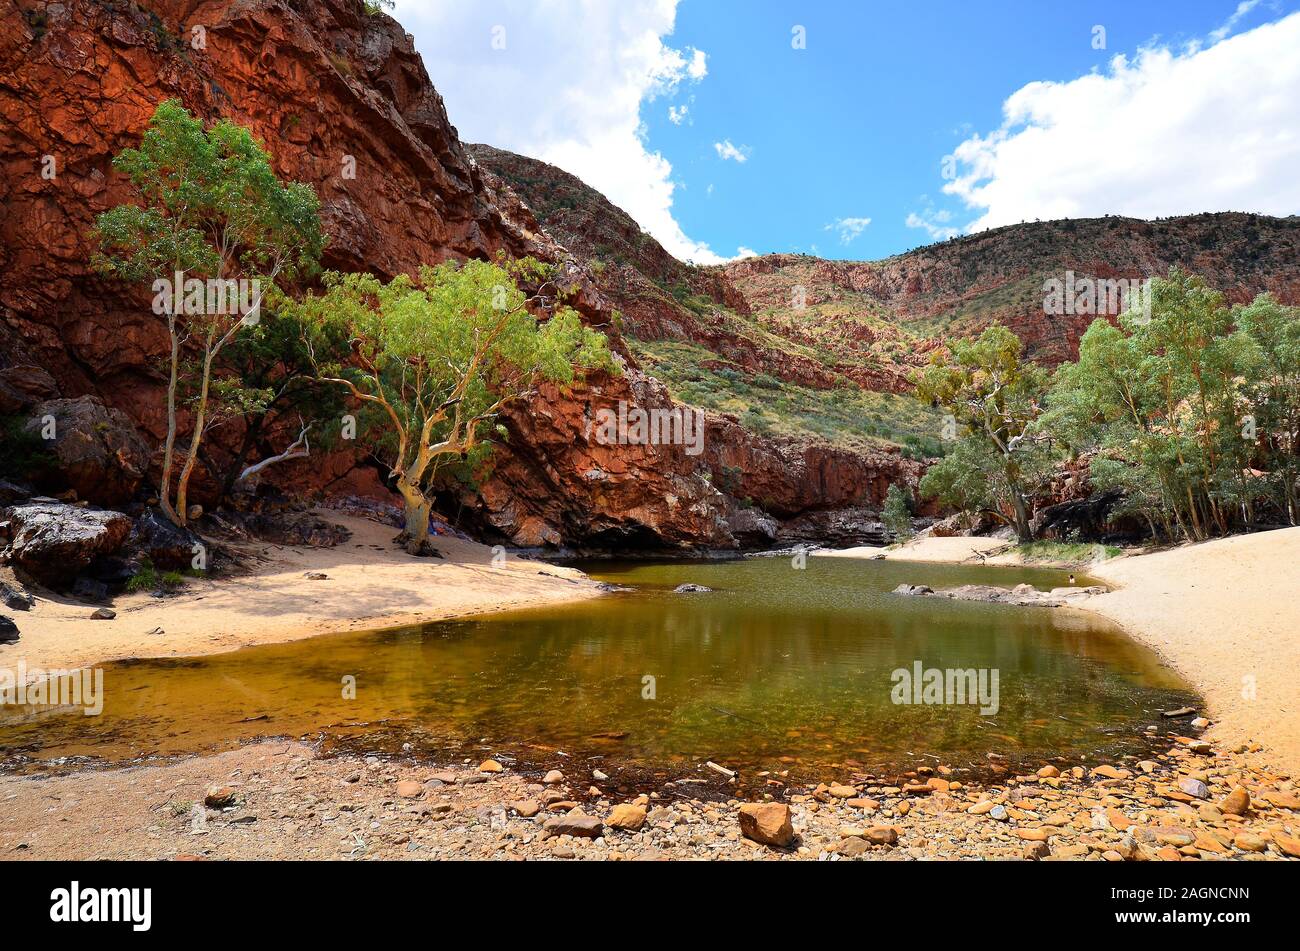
[0,0,916,552]
[472,144,1300,420]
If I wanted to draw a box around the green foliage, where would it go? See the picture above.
[288,257,613,550]
[881,483,913,540]
[1044,268,1300,538]
[1014,541,1121,566]
[93,99,323,286]
[913,325,1050,541]
[630,339,943,455]
[92,99,325,524]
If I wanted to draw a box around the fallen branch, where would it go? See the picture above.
[237,422,312,483]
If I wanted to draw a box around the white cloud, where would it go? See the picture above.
[713,139,750,163]
[668,103,689,125]
[825,216,872,244]
[942,12,1300,232]
[905,211,959,242]
[1209,0,1260,43]
[392,0,745,264]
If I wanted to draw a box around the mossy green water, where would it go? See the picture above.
[0,557,1194,778]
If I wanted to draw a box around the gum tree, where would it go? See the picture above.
[94,99,323,525]
[293,258,613,554]
[914,325,1049,543]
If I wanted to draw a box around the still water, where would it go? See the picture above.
[0,557,1195,781]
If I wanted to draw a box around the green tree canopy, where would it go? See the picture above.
[290,257,614,553]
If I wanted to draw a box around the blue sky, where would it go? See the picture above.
[395,0,1300,263]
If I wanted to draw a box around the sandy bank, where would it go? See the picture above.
[0,512,602,675]
[811,536,1014,563]
[1088,528,1300,774]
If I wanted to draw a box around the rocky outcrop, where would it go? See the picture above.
[8,0,908,551]
[21,397,151,505]
[0,366,59,415]
[892,582,1106,608]
[129,508,201,571]
[1,501,131,586]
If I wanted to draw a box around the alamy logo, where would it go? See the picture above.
[891,661,1000,715]
[590,401,705,456]
[0,662,103,716]
[152,271,262,322]
[1042,271,1151,321]
[50,882,151,932]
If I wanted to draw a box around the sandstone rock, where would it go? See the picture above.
[0,581,34,611]
[204,786,238,809]
[2,502,130,587]
[0,366,59,415]
[543,813,603,839]
[828,784,857,798]
[1275,834,1300,858]
[1177,777,1210,799]
[840,836,870,857]
[478,759,503,773]
[863,826,900,846]
[1023,841,1051,860]
[89,607,115,620]
[1265,791,1300,810]
[543,769,564,785]
[1232,832,1266,853]
[23,398,150,506]
[1037,765,1060,779]
[606,804,646,831]
[1090,764,1130,780]
[395,780,423,799]
[738,802,794,847]
[1219,786,1250,815]
[510,801,540,818]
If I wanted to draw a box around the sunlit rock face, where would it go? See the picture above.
[1,0,930,549]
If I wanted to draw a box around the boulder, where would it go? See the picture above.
[542,812,603,839]
[606,803,647,831]
[203,786,238,809]
[72,577,109,603]
[891,583,933,596]
[0,581,34,611]
[673,583,713,593]
[738,802,794,847]
[23,397,150,506]
[1220,786,1250,815]
[2,502,131,587]
[0,481,31,507]
[0,615,18,643]
[129,508,201,571]
[0,366,59,415]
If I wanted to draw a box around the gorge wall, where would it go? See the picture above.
[0,0,917,551]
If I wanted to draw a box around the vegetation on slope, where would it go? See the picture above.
[631,339,943,459]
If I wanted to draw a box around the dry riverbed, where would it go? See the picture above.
[2,732,1297,862]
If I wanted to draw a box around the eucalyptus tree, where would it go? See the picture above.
[94,99,323,525]
[292,257,613,554]
[914,325,1050,542]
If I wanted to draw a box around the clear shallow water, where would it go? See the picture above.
[0,557,1195,781]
